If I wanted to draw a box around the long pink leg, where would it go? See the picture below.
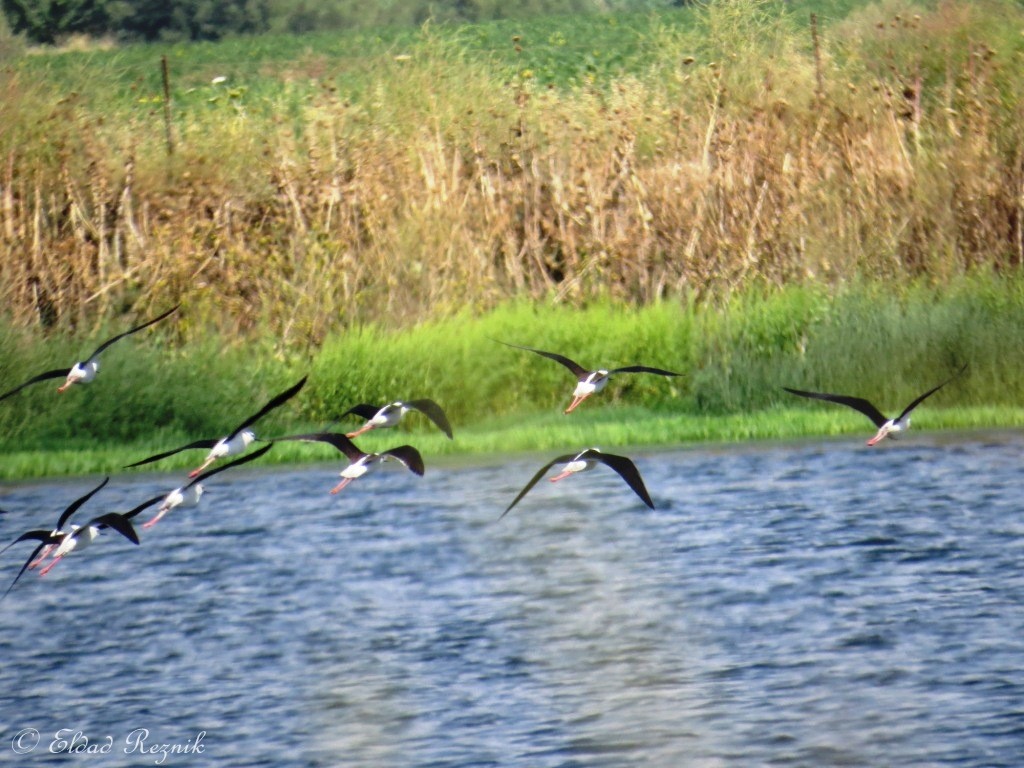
[345,424,375,439]
[330,478,354,494]
[866,428,889,446]
[564,394,590,414]
[29,544,55,569]
[549,469,574,483]
[39,556,63,576]
[188,457,216,479]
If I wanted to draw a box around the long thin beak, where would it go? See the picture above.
[866,426,889,446]
[345,424,374,439]
[564,394,589,414]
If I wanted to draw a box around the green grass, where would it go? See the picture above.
[3,273,1024,480]
[3,404,1023,481]
[8,1,875,115]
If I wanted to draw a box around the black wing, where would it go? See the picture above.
[55,476,110,531]
[121,495,165,522]
[607,365,684,377]
[86,513,141,545]
[123,439,219,468]
[338,403,384,421]
[588,450,655,509]
[782,387,889,428]
[275,431,363,461]
[0,532,59,600]
[0,368,72,402]
[184,442,274,489]
[406,399,453,439]
[497,341,589,378]
[499,453,579,519]
[0,529,58,557]
[897,364,969,421]
[86,304,180,360]
[227,375,308,439]
[382,445,425,476]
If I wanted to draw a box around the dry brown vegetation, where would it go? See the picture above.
[1,0,1023,348]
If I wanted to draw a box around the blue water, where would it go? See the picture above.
[1,432,1022,766]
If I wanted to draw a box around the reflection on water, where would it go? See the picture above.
[1,433,1023,766]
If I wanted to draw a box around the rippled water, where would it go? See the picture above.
[1,432,1022,766]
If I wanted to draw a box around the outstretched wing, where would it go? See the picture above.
[275,432,363,461]
[382,445,425,476]
[897,364,969,421]
[86,304,180,360]
[184,442,275,489]
[123,439,219,468]
[0,368,72,402]
[406,399,453,439]
[607,365,683,378]
[338,403,383,421]
[782,387,889,428]
[0,529,57,557]
[499,454,578,519]
[497,341,589,378]
[0,532,59,600]
[227,375,308,439]
[588,450,655,509]
[56,476,110,531]
[87,513,141,545]
[121,495,165,522]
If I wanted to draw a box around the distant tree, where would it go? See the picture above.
[1,0,111,44]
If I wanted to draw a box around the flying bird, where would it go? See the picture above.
[498,341,683,413]
[276,432,424,493]
[1,477,139,597]
[783,365,968,445]
[137,442,274,529]
[501,448,655,518]
[124,376,306,477]
[335,399,453,439]
[15,476,111,572]
[0,305,180,402]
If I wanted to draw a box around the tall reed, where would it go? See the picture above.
[0,2,1023,344]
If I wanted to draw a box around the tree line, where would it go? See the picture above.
[0,0,685,45]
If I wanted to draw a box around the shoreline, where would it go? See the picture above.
[3,406,1023,483]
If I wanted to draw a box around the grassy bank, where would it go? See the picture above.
[2,275,1024,480]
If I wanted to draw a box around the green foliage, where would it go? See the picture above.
[4,274,1024,479]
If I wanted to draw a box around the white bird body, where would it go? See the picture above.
[0,305,179,401]
[571,372,610,401]
[139,443,274,529]
[276,432,425,493]
[783,365,967,446]
[48,523,100,561]
[207,429,256,462]
[60,360,100,391]
[550,450,602,480]
[501,448,655,517]
[340,399,453,440]
[498,341,682,413]
[143,483,204,529]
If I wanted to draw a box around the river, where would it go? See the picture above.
[1,432,1022,766]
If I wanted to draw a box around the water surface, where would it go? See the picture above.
[1,432,1022,766]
